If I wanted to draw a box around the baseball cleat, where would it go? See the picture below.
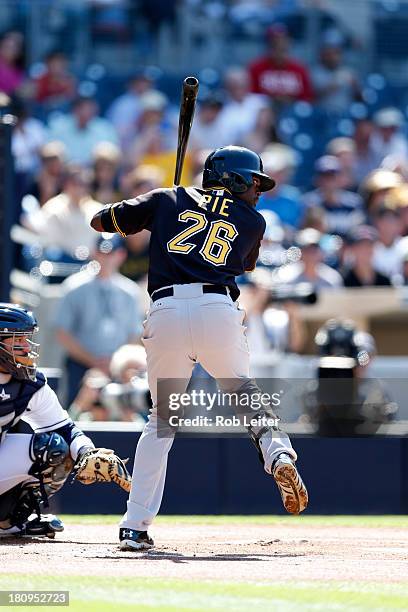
[272,453,308,515]
[23,514,64,538]
[119,528,154,551]
[0,514,64,539]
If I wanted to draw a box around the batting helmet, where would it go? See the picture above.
[202,146,276,194]
[0,303,39,381]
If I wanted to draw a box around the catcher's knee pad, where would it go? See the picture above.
[28,432,73,500]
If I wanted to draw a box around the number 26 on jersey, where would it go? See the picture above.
[167,210,238,266]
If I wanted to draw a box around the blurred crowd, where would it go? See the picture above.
[1,13,407,423]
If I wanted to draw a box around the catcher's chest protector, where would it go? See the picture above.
[0,373,46,443]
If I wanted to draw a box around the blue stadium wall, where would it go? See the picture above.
[55,432,408,515]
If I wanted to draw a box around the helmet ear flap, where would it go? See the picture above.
[226,171,252,193]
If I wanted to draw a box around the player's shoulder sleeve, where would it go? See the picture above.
[24,380,71,432]
[100,188,163,236]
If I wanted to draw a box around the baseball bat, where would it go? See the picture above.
[173,76,199,186]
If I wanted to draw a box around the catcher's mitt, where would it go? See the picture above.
[72,448,131,492]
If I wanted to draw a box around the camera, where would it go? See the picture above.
[100,376,151,420]
[308,319,396,435]
[248,269,318,305]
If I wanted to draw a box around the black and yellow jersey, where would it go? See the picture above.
[100,186,266,301]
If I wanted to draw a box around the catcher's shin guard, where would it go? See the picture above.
[0,481,63,535]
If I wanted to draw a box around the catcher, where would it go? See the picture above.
[0,303,130,538]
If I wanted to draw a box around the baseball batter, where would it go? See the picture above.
[91,146,309,551]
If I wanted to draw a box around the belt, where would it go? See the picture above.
[152,284,228,302]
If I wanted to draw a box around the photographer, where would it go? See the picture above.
[302,319,397,435]
[241,269,308,357]
[70,345,150,423]
[69,368,111,422]
[101,344,150,423]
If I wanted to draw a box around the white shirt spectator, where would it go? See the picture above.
[278,261,344,289]
[12,118,47,174]
[39,193,101,257]
[373,238,407,279]
[219,93,269,143]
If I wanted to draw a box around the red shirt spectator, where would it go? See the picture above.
[248,24,312,104]
[35,51,76,104]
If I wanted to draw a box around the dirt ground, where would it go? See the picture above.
[1,521,408,583]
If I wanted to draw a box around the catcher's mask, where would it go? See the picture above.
[0,303,39,381]
[202,145,276,194]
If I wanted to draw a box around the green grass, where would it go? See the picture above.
[61,514,408,528]
[1,575,408,612]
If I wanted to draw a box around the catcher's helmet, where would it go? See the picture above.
[0,303,39,381]
[202,146,276,194]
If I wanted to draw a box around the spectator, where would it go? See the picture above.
[241,105,278,153]
[91,141,122,204]
[191,91,230,150]
[25,141,66,207]
[360,169,402,219]
[257,209,286,268]
[352,117,378,186]
[380,154,408,182]
[70,346,149,423]
[69,368,111,421]
[34,50,76,108]
[103,344,150,422]
[312,37,360,115]
[47,96,119,165]
[129,90,173,157]
[133,92,189,185]
[219,67,270,143]
[342,225,392,287]
[326,137,357,191]
[110,344,147,384]
[401,252,408,285]
[0,31,25,95]
[9,96,47,217]
[55,234,143,405]
[301,206,328,233]
[385,184,408,237]
[277,228,343,289]
[242,281,306,357]
[371,108,408,164]
[257,144,304,229]
[303,155,364,237]
[120,165,164,282]
[372,206,403,280]
[248,23,313,109]
[303,319,397,435]
[106,70,156,148]
[37,165,102,260]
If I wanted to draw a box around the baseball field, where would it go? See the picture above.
[1,515,407,611]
